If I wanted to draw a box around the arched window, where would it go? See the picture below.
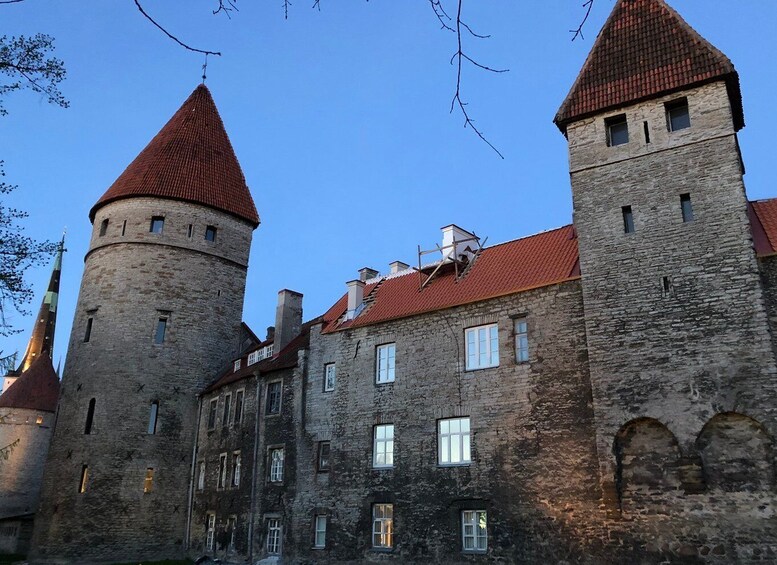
[84,398,96,434]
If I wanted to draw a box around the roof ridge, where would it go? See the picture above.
[484,224,574,250]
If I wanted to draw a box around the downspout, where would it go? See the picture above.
[185,396,203,551]
[248,371,261,563]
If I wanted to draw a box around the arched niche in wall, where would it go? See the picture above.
[613,418,682,505]
[696,412,773,492]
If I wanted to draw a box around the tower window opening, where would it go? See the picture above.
[662,276,673,296]
[99,218,109,237]
[643,121,651,144]
[150,216,165,234]
[121,219,127,236]
[606,114,629,146]
[147,401,159,435]
[84,317,93,342]
[187,224,193,238]
[205,225,217,242]
[154,318,167,344]
[681,193,694,222]
[84,398,96,434]
[144,467,154,493]
[666,98,691,131]
[79,465,89,493]
[622,206,635,234]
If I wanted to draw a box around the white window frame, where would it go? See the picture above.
[465,324,499,370]
[227,515,237,551]
[372,503,393,549]
[234,389,245,425]
[232,451,241,487]
[376,343,396,384]
[514,317,529,363]
[266,381,282,415]
[247,350,260,365]
[269,448,284,482]
[218,453,227,489]
[462,510,487,553]
[373,424,394,468]
[438,417,471,466]
[233,359,241,372]
[324,363,336,392]
[267,518,282,554]
[206,514,216,551]
[313,515,327,549]
[197,461,206,490]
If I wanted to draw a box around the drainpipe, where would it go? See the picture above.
[248,371,261,562]
[185,396,203,551]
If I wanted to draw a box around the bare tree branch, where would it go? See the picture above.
[133,0,222,56]
[429,0,455,32]
[213,0,238,18]
[0,1,26,4]
[284,0,292,19]
[570,0,595,41]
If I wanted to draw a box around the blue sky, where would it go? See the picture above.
[2,1,775,367]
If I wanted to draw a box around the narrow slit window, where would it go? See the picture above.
[147,401,159,435]
[662,276,673,296]
[197,462,205,490]
[622,206,635,234]
[681,193,694,222]
[154,318,167,344]
[187,224,193,238]
[606,114,629,146]
[150,216,164,234]
[121,219,127,236]
[143,468,154,493]
[79,465,89,493]
[84,317,93,342]
[84,398,96,434]
[666,98,691,131]
[205,225,217,242]
[99,218,109,236]
[314,515,327,549]
[643,121,651,144]
[317,441,331,472]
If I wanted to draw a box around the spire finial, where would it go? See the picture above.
[202,53,208,84]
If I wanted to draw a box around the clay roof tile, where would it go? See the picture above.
[0,355,60,412]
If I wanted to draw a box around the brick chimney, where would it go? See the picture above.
[274,290,303,354]
[265,326,275,342]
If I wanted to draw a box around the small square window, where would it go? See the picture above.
[324,363,336,392]
[376,343,396,384]
[150,216,164,234]
[606,114,629,146]
[681,193,694,222]
[317,441,331,472]
[465,324,499,370]
[205,225,217,242]
[462,510,487,552]
[666,98,690,132]
[372,504,393,549]
[267,381,282,415]
[99,218,109,237]
[514,317,529,363]
[373,424,394,468]
[438,417,471,465]
[622,206,635,234]
[154,318,167,344]
[269,448,284,482]
[314,515,327,549]
[207,399,217,430]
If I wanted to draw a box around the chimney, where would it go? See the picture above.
[389,261,409,274]
[441,224,478,263]
[359,267,379,282]
[345,280,365,321]
[274,290,303,354]
[266,326,275,342]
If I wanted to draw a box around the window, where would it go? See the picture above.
[99,218,109,236]
[267,518,282,554]
[269,448,284,482]
[228,516,237,551]
[317,441,331,472]
[84,317,93,342]
[207,399,218,430]
[514,318,529,363]
[681,193,694,222]
[150,216,164,233]
[234,359,241,372]
[84,398,96,434]
[324,363,336,392]
[187,223,193,238]
[206,514,216,551]
[247,350,260,365]
[79,465,89,493]
[205,225,217,242]
[462,510,487,552]
[218,453,227,489]
[314,515,327,549]
[439,417,471,465]
[622,206,635,234]
[643,121,651,144]
[606,114,629,146]
[223,393,232,428]
[266,381,282,415]
[373,424,394,468]
[147,401,159,434]
[154,318,167,344]
[465,324,499,370]
[198,462,205,490]
[121,219,127,236]
[372,504,393,549]
[666,98,690,132]
[234,390,245,425]
[232,451,241,487]
[376,343,396,383]
[144,468,154,493]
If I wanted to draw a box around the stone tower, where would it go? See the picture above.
[30,85,259,563]
[556,0,777,507]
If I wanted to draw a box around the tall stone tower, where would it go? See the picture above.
[556,0,777,507]
[30,85,259,563]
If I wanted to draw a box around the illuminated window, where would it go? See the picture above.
[372,504,393,549]
[462,510,487,552]
[79,465,89,493]
[143,468,154,493]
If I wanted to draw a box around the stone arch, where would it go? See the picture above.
[613,418,681,504]
[696,412,773,492]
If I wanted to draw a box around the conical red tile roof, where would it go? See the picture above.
[90,85,259,226]
[555,0,743,132]
[0,355,60,412]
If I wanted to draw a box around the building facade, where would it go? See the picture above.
[20,0,777,563]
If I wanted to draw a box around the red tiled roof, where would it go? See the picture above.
[91,85,259,227]
[750,199,777,256]
[0,355,60,412]
[555,0,743,132]
[322,225,580,333]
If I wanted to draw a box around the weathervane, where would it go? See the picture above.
[202,53,208,84]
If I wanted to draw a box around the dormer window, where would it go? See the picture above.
[234,359,241,372]
[205,226,217,242]
[666,98,690,132]
[150,216,164,234]
[606,114,629,146]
